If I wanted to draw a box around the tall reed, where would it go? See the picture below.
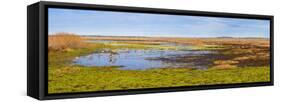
[48,32,85,51]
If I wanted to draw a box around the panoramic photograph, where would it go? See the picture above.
[48,8,270,94]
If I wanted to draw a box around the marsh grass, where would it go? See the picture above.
[48,33,87,51]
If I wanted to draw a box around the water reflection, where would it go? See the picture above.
[74,40,214,70]
[73,49,212,70]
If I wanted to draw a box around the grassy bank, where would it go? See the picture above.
[49,63,269,93]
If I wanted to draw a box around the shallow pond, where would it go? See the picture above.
[73,40,213,70]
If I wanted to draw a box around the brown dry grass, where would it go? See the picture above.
[212,60,238,69]
[53,66,81,77]
[48,32,86,51]
[214,60,239,65]
[212,64,237,69]
[88,36,269,47]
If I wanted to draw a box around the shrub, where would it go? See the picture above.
[48,32,86,51]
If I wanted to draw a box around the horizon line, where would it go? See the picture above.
[48,33,269,39]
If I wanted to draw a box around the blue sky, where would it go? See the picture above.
[48,8,270,38]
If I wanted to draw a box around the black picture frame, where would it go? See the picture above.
[27,1,274,100]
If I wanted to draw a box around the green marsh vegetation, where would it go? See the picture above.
[48,33,270,94]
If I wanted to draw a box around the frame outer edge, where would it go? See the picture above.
[34,1,274,100]
[270,16,274,85]
[39,1,45,100]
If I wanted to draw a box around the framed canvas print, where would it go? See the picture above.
[27,1,274,100]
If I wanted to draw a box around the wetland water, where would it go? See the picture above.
[73,40,213,70]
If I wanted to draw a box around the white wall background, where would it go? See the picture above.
[0,0,279,101]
